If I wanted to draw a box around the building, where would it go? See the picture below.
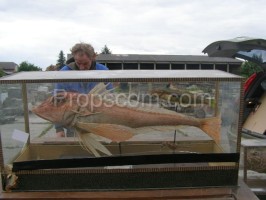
[0,62,18,75]
[96,54,242,74]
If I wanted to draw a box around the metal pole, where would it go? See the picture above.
[243,147,248,183]
[22,83,30,135]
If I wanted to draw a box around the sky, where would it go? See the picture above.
[0,0,265,70]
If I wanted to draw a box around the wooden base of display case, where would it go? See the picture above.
[3,140,239,192]
[0,180,259,200]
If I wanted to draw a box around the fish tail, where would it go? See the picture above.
[199,116,221,144]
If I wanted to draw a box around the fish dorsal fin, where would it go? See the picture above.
[88,83,113,95]
[108,92,178,116]
[88,83,106,95]
[123,100,179,115]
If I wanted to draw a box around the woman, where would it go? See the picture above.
[55,42,112,137]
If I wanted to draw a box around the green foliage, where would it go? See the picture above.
[57,50,66,69]
[18,61,42,72]
[241,54,263,78]
[100,45,112,54]
[0,69,5,77]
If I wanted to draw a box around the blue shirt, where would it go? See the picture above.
[56,62,112,94]
[54,62,112,133]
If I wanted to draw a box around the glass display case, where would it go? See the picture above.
[0,70,244,192]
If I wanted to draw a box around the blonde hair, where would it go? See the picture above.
[70,43,96,58]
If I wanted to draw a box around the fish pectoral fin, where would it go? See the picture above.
[78,132,100,157]
[78,132,112,156]
[76,122,134,142]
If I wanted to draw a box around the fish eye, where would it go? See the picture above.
[52,96,66,104]
[55,98,66,104]
[59,99,66,103]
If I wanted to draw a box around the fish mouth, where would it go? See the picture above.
[35,113,51,122]
[32,107,52,122]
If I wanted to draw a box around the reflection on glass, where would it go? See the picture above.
[0,84,25,165]
[4,81,240,161]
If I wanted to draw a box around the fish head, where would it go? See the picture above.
[32,92,82,126]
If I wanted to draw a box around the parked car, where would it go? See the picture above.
[203,37,266,138]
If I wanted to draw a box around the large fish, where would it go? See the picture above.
[32,83,221,157]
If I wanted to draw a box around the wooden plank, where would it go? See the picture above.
[241,139,266,147]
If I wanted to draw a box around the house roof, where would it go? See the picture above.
[96,54,242,64]
[0,62,18,70]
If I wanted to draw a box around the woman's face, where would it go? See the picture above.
[74,52,93,70]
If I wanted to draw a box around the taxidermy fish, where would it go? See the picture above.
[32,83,221,157]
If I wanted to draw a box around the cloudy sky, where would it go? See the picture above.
[0,0,265,70]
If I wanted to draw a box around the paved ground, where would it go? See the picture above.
[0,114,54,163]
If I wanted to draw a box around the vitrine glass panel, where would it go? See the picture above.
[0,70,244,191]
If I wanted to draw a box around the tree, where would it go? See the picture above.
[18,61,42,72]
[241,54,263,78]
[0,69,5,77]
[57,50,66,69]
[100,45,112,54]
